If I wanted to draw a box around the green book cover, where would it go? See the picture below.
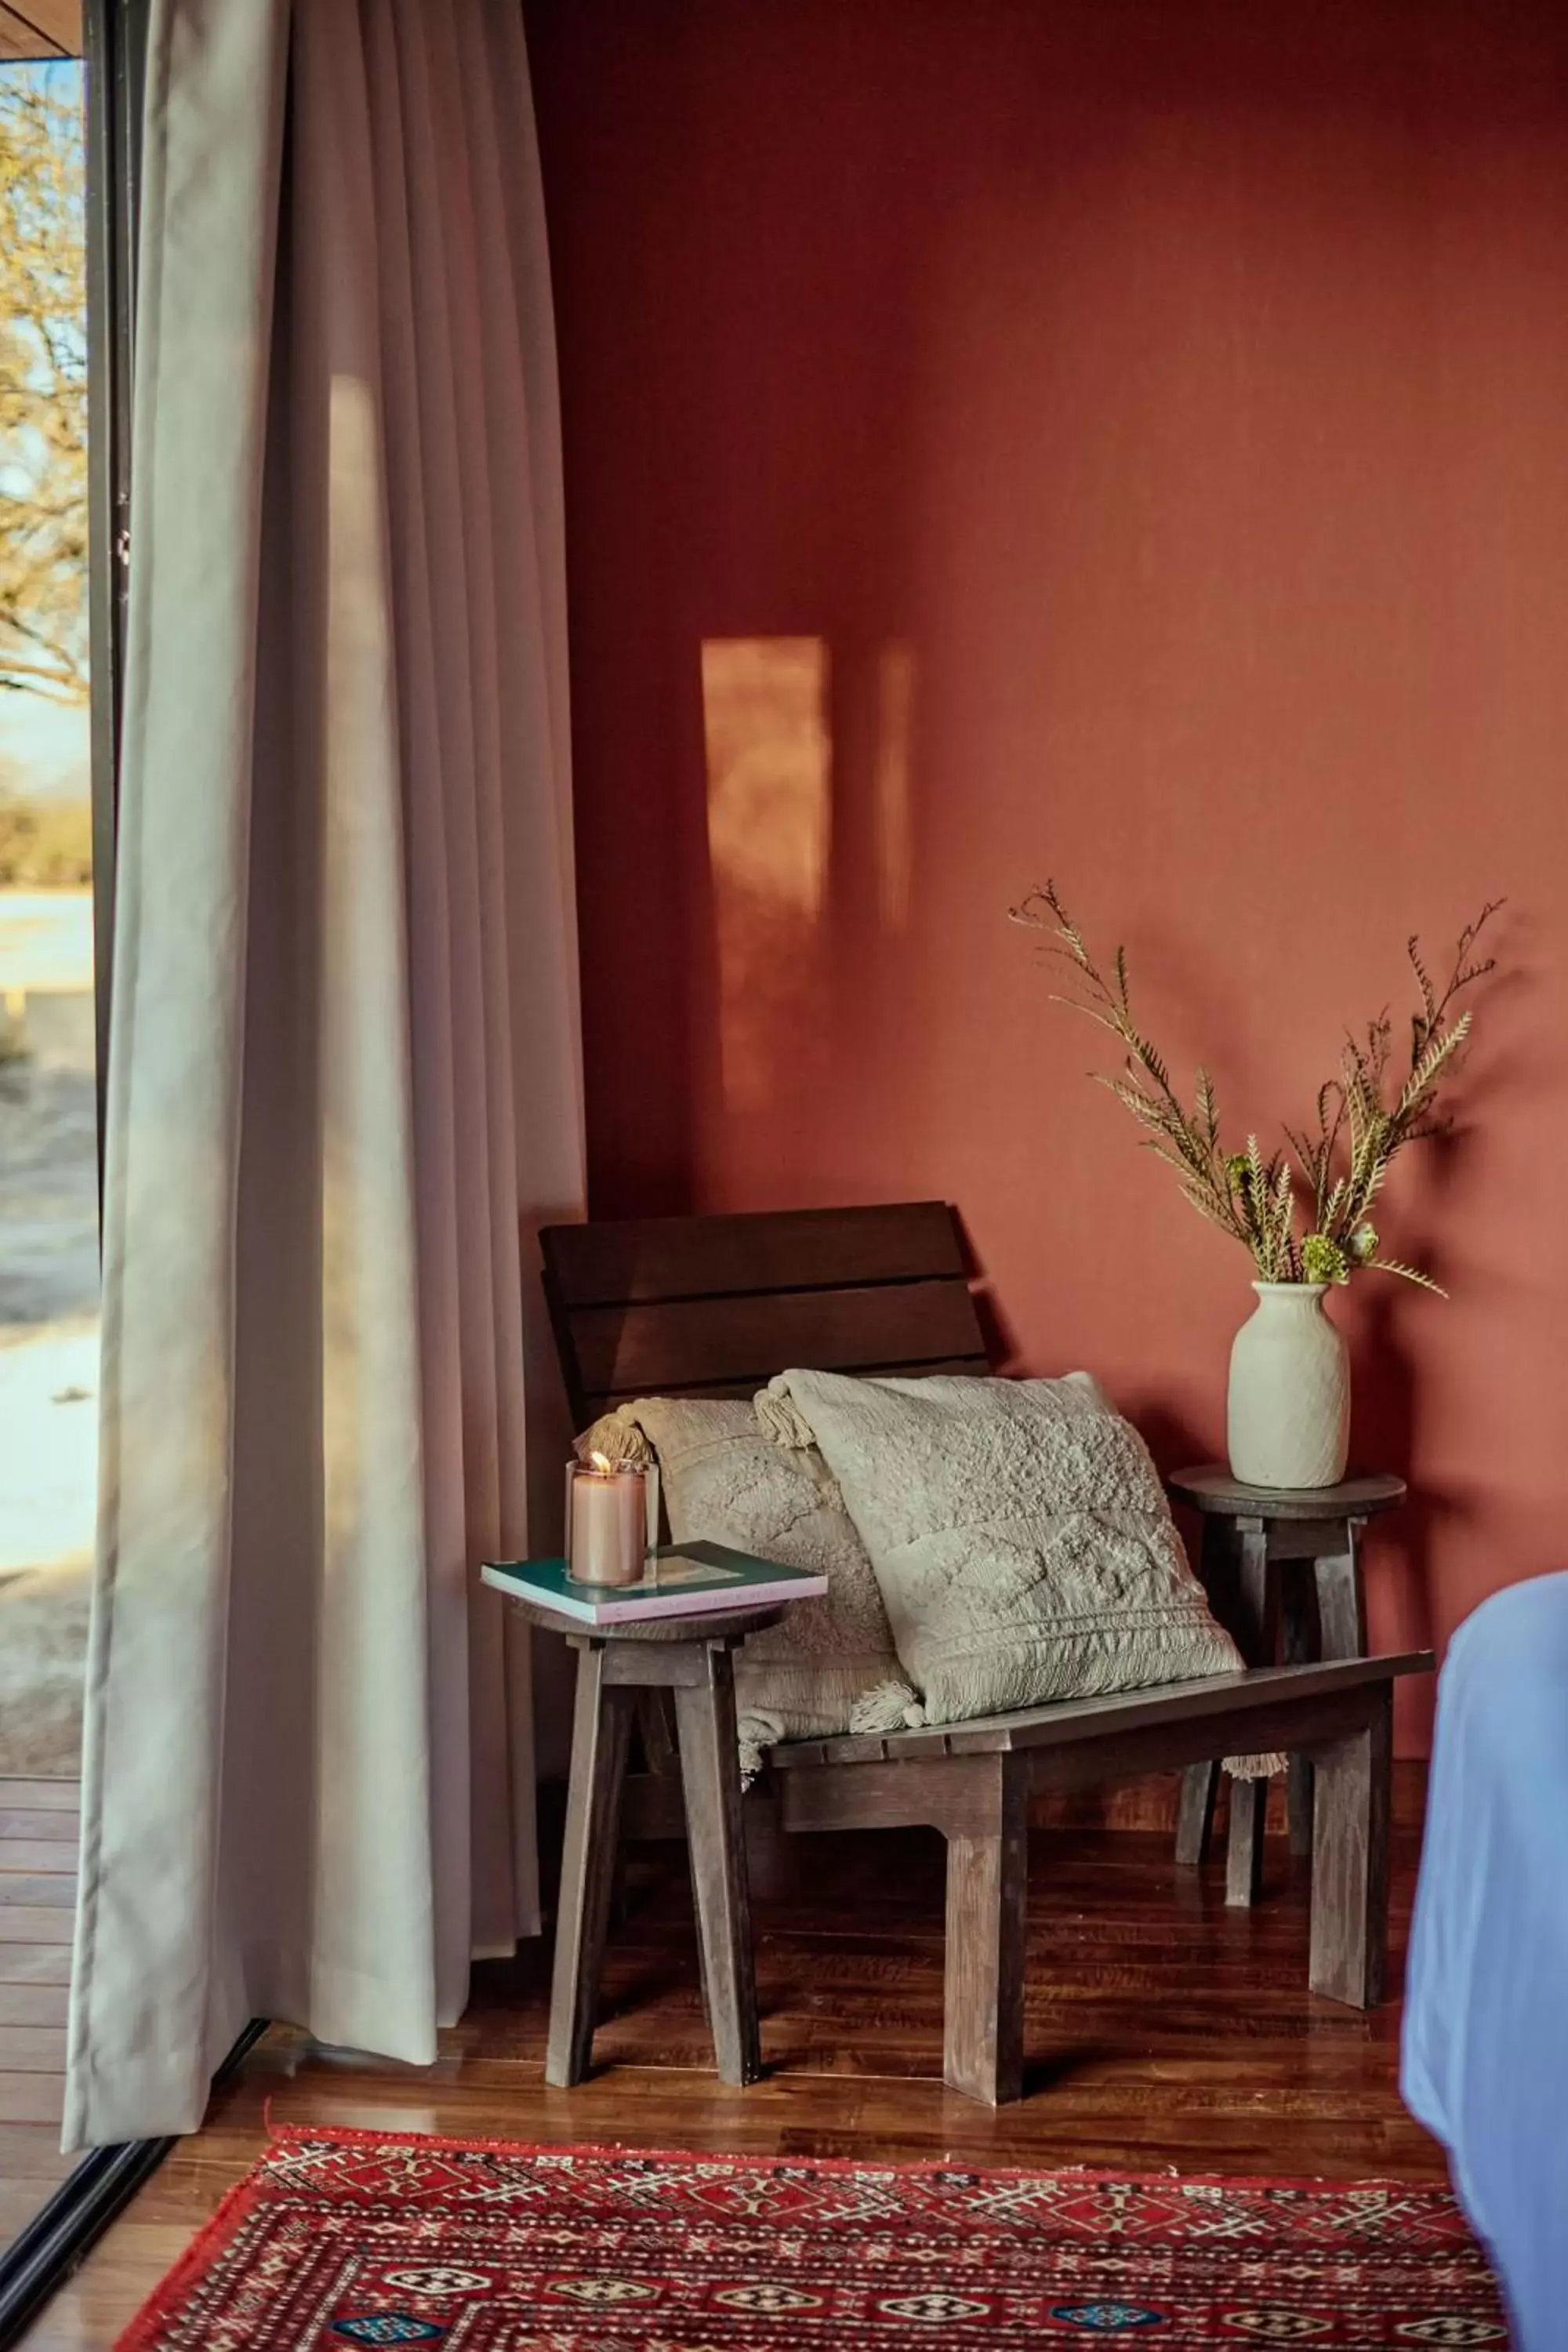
[480,1540,828,1626]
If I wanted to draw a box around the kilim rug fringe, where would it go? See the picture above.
[116,2123,1508,2350]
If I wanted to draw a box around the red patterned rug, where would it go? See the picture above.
[118,2126,1506,2349]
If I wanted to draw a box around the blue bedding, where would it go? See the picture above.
[1402,1570,1568,2351]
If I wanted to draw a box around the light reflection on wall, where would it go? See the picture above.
[873,642,914,935]
[701,637,831,1114]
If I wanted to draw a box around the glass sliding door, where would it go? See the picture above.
[0,0,137,2288]
[0,2,93,2249]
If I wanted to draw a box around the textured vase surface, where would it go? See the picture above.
[1226,1282,1350,1489]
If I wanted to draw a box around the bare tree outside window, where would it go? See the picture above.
[0,65,88,708]
[0,58,96,1843]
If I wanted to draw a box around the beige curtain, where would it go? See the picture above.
[65,0,583,2147]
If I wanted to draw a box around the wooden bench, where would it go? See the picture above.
[540,1200,1429,2105]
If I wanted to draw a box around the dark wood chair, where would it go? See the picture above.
[540,1200,1427,2105]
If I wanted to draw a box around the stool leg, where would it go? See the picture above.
[1226,1776,1267,1907]
[1176,1519,1235,1867]
[546,1646,635,2088]
[1287,1759,1315,1860]
[637,1690,681,1773]
[1314,1521,1367,1658]
[1283,1565,1316,1858]
[1175,1763,1219,1867]
[674,1643,762,2085]
[1225,1526,1272,1907]
[687,1838,713,2027]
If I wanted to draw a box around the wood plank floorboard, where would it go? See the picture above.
[0,1779,76,2264]
[0,1846,79,1875]
[0,2028,67,2073]
[17,1816,1443,2352]
[0,1819,80,1846]
[0,2074,67,2126]
[0,1784,79,1814]
[0,2123,75,2180]
[0,1946,71,1986]
[0,1878,77,1911]
[0,1911,76,1946]
[0,1985,68,2027]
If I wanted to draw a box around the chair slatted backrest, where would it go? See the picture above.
[541,1201,989,1434]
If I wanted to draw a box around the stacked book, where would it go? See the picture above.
[481,1540,827,1627]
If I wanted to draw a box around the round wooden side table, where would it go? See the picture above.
[1167,1465,1406,1905]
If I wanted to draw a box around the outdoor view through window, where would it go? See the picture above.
[0,26,93,2176]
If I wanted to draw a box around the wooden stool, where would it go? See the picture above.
[524,1603,781,2090]
[1168,1467,1406,1905]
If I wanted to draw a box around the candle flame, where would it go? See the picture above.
[586,1450,613,1475]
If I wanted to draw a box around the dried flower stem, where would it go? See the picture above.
[1011,882,1501,1294]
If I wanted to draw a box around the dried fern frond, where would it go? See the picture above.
[1399,1010,1471,1118]
[1368,1258,1450,1298]
[1407,934,1439,1045]
[1017,882,1251,1250]
[1015,881,1499,1295]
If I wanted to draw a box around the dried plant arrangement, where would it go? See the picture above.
[1011,882,1502,1296]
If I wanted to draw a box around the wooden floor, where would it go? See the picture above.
[0,1778,78,2251]
[16,1798,1443,2350]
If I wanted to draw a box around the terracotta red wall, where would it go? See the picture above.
[524,0,1568,1748]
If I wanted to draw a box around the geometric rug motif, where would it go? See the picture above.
[115,2125,1508,2350]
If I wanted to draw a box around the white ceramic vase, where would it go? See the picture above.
[1226,1282,1349,1489]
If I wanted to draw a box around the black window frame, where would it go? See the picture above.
[84,0,145,1163]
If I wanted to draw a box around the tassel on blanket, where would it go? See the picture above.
[573,1408,655,1468]
[736,1686,925,1784]
[848,1679,926,1735]
[1224,1750,1288,1780]
[754,1376,816,1450]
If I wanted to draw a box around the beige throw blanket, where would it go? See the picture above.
[578,1399,921,1778]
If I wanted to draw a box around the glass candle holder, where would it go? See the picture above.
[564,1453,659,1586]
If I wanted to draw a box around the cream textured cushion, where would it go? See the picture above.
[580,1396,921,1777]
[764,1369,1245,1727]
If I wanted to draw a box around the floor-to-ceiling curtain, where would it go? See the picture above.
[65,0,584,2147]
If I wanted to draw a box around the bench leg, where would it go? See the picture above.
[1308,1686,1392,2008]
[546,1646,636,2087]
[674,1645,763,2085]
[942,1757,1028,2105]
[1301,1525,1369,1872]
[1223,1526,1274,1907]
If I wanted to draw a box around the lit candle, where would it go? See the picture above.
[566,1452,651,1586]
